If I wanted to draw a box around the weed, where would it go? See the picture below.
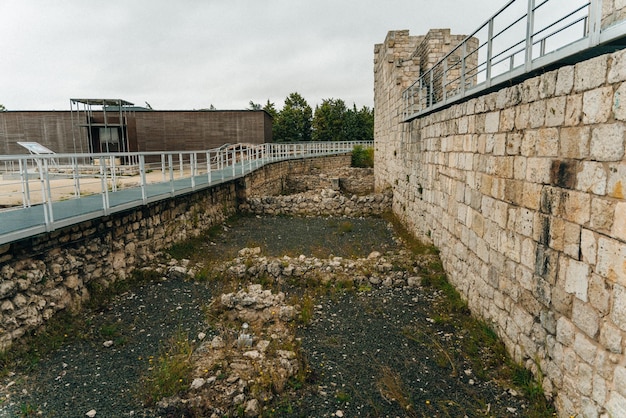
[335,390,351,403]
[298,295,315,325]
[138,329,194,406]
[376,366,416,416]
[381,212,438,255]
[19,402,38,417]
[337,221,353,234]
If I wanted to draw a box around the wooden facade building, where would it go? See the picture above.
[0,109,273,156]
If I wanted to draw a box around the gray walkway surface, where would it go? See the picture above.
[0,159,260,245]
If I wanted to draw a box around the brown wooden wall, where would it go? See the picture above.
[0,112,75,155]
[0,110,272,155]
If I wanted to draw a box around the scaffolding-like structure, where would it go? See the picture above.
[70,98,135,155]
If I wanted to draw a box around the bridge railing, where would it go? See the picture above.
[0,141,371,243]
[402,0,626,121]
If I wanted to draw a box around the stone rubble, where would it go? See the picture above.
[240,188,392,217]
[157,247,437,416]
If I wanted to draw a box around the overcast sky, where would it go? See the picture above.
[1,0,506,111]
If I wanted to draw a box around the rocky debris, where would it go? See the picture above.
[155,246,439,416]
[240,188,392,217]
[156,284,300,417]
[213,247,436,290]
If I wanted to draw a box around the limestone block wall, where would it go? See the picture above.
[375,28,626,415]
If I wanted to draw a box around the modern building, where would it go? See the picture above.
[0,98,273,156]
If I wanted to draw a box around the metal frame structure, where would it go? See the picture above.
[402,0,626,121]
[70,98,135,155]
[0,141,372,245]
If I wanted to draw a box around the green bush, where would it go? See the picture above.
[351,145,374,168]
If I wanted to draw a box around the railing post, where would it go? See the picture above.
[72,156,80,198]
[110,156,117,192]
[191,152,196,190]
[19,158,31,208]
[206,151,212,184]
[37,158,53,229]
[139,154,147,204]
[429,70,434,107]
[161,153,166,182]
[524,0,536,71]
[588,0,602,46]
[232,149,236,177]
[168,153,175,195]
[99,156,110,215]
[486,17,494,85]
[179,153,184,178]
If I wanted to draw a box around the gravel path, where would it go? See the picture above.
[1,215,548,417]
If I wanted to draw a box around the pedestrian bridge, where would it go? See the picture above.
[0,141,371,245]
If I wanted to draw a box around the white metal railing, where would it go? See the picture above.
[0,141,372,243]
[402,0,626,121]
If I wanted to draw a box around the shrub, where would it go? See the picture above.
[351,145,374,168]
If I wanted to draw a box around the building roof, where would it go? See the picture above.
[70,98,134,107]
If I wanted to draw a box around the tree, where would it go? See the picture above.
[248,100,261,110]
[312,98,347,142]
[262,100,278,119]
[0,104,6,111]
[343,104,374,141]
[273,92,312,142]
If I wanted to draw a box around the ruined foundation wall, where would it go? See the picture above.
[0,155,350,351]
[375,27,626,416]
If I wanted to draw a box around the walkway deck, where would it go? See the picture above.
[1,157,278,245]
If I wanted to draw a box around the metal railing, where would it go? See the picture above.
[0,141,372,244]
[402,0,626,121]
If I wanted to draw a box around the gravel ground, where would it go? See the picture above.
[1,215,547,417]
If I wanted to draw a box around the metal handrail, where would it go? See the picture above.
[402,0,625,121]
[0,141,373,244]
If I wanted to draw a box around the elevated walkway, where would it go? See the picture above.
[0,142,371,245]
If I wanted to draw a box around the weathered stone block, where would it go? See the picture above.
[555,65,574,95]
[593,373,607,405]
[606,389,626,418]
[529,100,546,128]
[612,284,626,331]
[582,86,613,124]
[561,191,591,225]
[580,229,597,265]
[545,96,566,127]
[590,123,626,162]
[484,111,500,133]
[572,298,600,338]
[515,103,530,130]
[576,162,607,195]
[597,237,626,288]
[609,48,626,83]
[564,258,590,302]
[612,201,626,242]
[526,157,552,184]
[565,94,583,126]
[573,332,597,365]
[556,316,575,345]
[590,197,615,231]
[574,55,607,92]
[615,82,626,121]
[600,321,623,353]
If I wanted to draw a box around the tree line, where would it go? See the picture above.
[249,92,374,143]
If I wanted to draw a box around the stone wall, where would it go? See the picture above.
[0,155,351,351]
[236,155,351,198]
[374,24,626,417]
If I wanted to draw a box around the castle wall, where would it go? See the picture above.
[374,26,626,416]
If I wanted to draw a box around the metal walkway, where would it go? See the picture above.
[402,0,626,121]
[0,142,372,245]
